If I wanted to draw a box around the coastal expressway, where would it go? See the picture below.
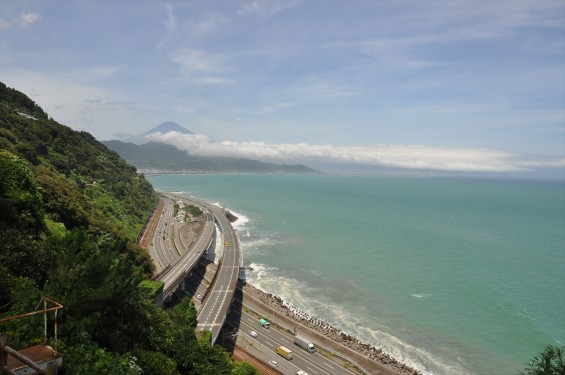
[195,202,241,344]
[152,194,241,344]
[228,313,358,375]
[157,198,215,298]
[150,198,178,272]
[145,196,374,374]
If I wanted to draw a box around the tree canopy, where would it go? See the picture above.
[0,82,257,374]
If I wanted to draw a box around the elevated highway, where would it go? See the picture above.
[195,202,242,343]
[145,193,241,343]
[156,195,215,299]
[141,194,376,374]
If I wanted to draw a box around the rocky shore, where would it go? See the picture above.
[172,198,419,374]
[240,279,420,375]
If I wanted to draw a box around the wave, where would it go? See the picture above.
[212,202,249,231]
[228,209,249,231]
[411,293,432,298]
[231,203,470,375]
[244,262,473,375]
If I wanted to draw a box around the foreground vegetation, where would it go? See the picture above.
[0,82,257,374]
[520,345,565,375]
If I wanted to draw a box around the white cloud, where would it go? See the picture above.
[238,0,300,17]
[171,49,233,84]
[159,3,177,47]
[20,12,41,27]
[146,132,564,173]
[171,49,229,73]
[185,13,224,37]
[0,12,42,29]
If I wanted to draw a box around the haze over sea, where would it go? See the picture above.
[148,174,565,375]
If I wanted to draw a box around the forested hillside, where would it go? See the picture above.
[0,82,257,375]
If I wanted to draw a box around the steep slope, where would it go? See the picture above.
[0,82,158,240]
[0,82,254,375]
[103,139,319,174]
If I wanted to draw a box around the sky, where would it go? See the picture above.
[1,0,564,175]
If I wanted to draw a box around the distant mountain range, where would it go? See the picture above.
[104,122,318,174]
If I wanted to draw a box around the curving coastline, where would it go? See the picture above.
[239,278,420,375]
[168,195,420,374]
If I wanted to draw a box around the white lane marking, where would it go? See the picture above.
[264,339,275,347]
[323,362,335,369]
[307,366,319,374]
[279,336,292,345]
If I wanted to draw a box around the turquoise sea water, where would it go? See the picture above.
[148,174,565,375]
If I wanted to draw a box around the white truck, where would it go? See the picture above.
[294,335,315,353]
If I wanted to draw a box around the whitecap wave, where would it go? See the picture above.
[243,236,276,250]
[211,202,249,230]
[244,269,473,375]
[412,293,432,298]
[229,209,249,230]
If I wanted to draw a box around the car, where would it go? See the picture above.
[249,331,257,338]
[196,294,202,300]
[296,371,309,375]
[268,360,278,368]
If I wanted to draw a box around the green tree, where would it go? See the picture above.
[1,82,242,375]
[0,150,45,234]
[520,345,565,375]
[63,342,142,375]
[231,362,259,375]
[0,268,42,347]
[129,350,180,375]
[44,230,145,344]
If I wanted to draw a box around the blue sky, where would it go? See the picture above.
[1,0,564,174]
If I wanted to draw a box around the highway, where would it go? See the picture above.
[157,196,215,298]
[149,198,178,271]
[151,193,241,344]
[158,212,214,297]
[143,194,368,374]
[228,313,358,375]
[196,203,241,343]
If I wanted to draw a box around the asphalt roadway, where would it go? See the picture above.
[196,203,241,343]
[229,313,358,375]
[150,198,177,271]
[157,196,215,298]
[148,194,369,374]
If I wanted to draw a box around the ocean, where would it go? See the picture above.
[148,174,565,375]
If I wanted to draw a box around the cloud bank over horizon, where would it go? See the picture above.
[147,131,565,174]
[1,0,563,175]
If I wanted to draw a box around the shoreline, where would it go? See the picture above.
[168,194,420,374]
[238,276,420,375]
